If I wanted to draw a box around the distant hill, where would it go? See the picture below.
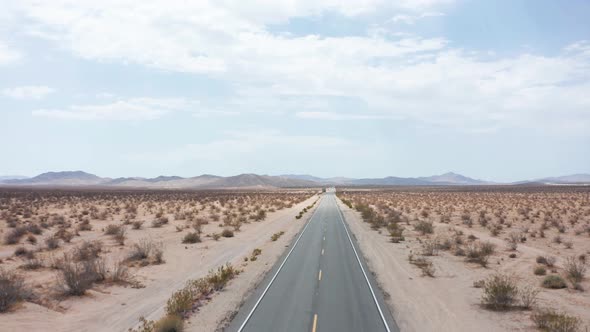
[0,175,29,182]
[3,171,588,189]
[3,171,316,189]
[282,172,488,186]
[5,171,107,186]
[417,172,488,185]
[535,174,590,184]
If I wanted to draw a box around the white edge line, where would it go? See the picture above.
[237,195,323,332]
[334,196,392,332]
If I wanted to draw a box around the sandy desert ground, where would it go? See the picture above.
[338,186,590,332]
[0,188,319,331]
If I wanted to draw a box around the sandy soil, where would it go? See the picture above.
[0,193,318,332]
[337,198,590,332]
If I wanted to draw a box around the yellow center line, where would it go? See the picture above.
[318,270,322,281]
[312,314,318,332]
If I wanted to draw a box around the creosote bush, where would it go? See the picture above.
[564,256,586,287]
[414,220,434,235]
[271,231,285,241]
[57,253,106,296]
[181,232,200,244]
[221,229,234,238]
[532,308,581,332]
[0,269,29,312]
[166,263,239,318]
[481,273,518,310]
[542,275,567,289]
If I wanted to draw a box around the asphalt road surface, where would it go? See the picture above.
[227,192,399,332]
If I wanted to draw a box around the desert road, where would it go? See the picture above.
[227,192,399,332]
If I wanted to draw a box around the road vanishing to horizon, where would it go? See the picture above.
[228,191,399,332]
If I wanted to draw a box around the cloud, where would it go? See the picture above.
[296,111,401,120]
[390,12,445,24]
[129,130,357,164]
[32,97,197,120]
[11,1,590,134]
[0,41,21,65]
[2,85,54,99]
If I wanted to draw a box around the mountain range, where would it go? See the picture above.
[0,171,588,189]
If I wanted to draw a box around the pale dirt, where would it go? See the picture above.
[337,198,590,332]
[0,195,318,332]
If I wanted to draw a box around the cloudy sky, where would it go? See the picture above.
[1,0,589,181]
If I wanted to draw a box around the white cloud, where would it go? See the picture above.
[390,12,445,24]
[129,130,356,164]
[2,85,54,99]
[32,97,197,120]
[296,111,400,120]
[0,41,21,65]
[11,1,590,134]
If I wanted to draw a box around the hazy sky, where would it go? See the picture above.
[1,0,589,182]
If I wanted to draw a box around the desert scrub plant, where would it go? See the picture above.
[57,253,106,296]
[0,268,29,312]
[388,223,404,243]
[4,226,27,245]
[271,231,285,241]
[466,241,495,267]
[132,221,144,230]
[414,220,434,235]
[532,308,581,332]
[154,315,184,332]
[534,266,547,276]
[542,275,567,289]
[506,232,521,251]
[128,238,164,264]
[73,240,102,261]
[481,273,518,310]
[104,224,123,235]
[408,254,435,277]
[519,284,540,310]
[537,255,556,267]
[221,229,234,238]
[564,256,586,284]
[45,235,60,250]
[181,232,200,244]
[250,248,262,261]
[166,288,194,317]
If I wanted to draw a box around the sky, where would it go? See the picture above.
[0,0,589,182]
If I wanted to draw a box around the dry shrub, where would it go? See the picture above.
[481,273,518,310]
[57,253,106,296]
[542,275,567,289]
[105,224,122,235]
[519,284,540,309]
[128,238,164,265]
[45,236,60,250]
[270,231,285,241]
[4,226,27,245]
[534,266,547,276]
[221,229,234,238]
[564,256,586,287]
[132,221,144,230]
[73,240,102,261]
[466,241,495,267]
[408,254,435,277]
[532,308,581,332]
[0,269,29,312]
[154,315,184,332]
[181,232,200,244]
[414,220,434,235]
